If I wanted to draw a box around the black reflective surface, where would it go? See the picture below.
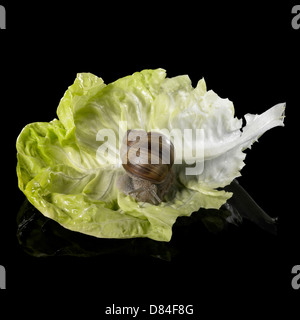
[16,180,277,260]
[2,2,297,311]
[16,198,227,260]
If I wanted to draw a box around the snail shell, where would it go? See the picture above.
[121,130,174,184]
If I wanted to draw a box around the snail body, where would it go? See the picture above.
[117,130,175,205]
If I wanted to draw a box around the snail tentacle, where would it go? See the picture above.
[150,189,162,204]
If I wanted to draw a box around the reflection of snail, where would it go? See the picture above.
[117,130,175,205]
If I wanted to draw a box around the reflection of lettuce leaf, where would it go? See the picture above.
[16,199,175,260]
[16,69,285,241]
[199,209,231,234]
[16,199,231,259]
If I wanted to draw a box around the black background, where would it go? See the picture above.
[1,0,299,316]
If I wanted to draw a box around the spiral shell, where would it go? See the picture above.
[121,130,174,184]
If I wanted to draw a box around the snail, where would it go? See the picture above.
[116,130,175,205]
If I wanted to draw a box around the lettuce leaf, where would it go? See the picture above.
[16,69,285,241]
